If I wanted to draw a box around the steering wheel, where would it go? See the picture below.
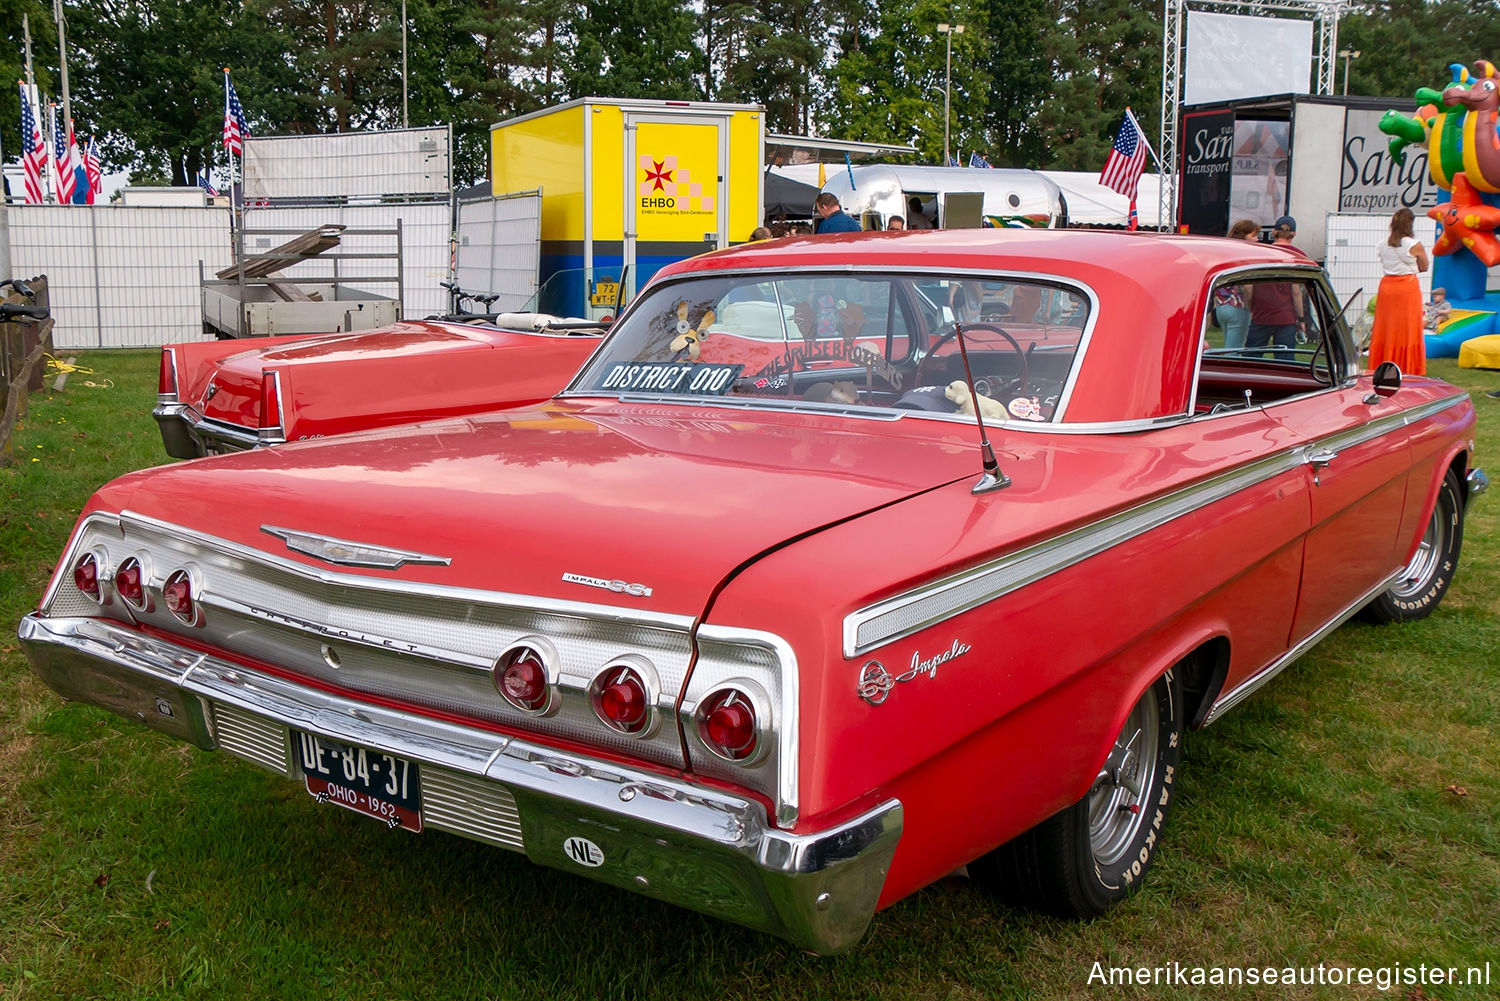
[916,322,1029,394]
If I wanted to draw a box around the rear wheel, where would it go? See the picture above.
[1359,468,1465,624]
[972,669,1183,917]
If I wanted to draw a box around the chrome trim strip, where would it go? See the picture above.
[844,446,1305,657]
[1202,570,1402,725]
[258,369,287,444]
[695,624,801,826]
[843,391,1472,656]
[18,612,900,955]
[100,510,696,632]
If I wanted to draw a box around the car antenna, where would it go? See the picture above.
[953,320,1011,494]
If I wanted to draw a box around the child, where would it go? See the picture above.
[1425,287,1452,331]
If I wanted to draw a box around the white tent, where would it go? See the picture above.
[1042,171,1162,228]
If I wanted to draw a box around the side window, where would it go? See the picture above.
[1196,275,1336,415]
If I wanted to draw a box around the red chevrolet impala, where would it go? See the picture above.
[21,229,1487,952]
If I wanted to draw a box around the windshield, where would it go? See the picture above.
[568,271,1090,423]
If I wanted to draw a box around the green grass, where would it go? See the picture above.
[2,350,1498,1000]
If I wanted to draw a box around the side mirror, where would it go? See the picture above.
[1365,360,1401,404]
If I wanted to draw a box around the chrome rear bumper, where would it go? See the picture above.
[153,400,276,459]
[18,613,900,954]
[1467,466,1489,503]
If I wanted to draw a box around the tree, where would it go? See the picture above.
[1030,0,1161,171]
[563,0,707,101]
[64,0,296,186]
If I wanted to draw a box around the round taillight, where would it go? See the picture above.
[115,558,145,607]
[698,689,759,761]
[163,570,194,621]
[592,666,650,734]
[72,553,101,601]
[497,648,549,712]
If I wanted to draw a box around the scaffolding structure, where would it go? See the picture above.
[1159,0,1342,232]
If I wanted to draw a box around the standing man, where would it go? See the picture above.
[886,216,906,230]
[813,192,862,234]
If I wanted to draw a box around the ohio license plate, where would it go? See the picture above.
[295,732,422,832]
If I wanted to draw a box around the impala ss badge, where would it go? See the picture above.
[260,525,452,569]
[858,639,973,706]
[561,572,652,597]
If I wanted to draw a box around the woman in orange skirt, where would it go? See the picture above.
[1368,207,1430,374]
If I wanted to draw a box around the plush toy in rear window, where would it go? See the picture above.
[670,301,716,361]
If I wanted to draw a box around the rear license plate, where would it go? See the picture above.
[295,731,422,832]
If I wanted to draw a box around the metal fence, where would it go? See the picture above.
[455,190,541,311]
[7,205,233,349]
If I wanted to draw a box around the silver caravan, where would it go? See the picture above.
[818,164,1068,230]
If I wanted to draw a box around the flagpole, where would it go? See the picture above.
[1124,108,1164,174]
[52,0,72,130]
[47,102,58,203]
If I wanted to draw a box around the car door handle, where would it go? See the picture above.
[1307,448,1339,485]
[1307,448,1339,468]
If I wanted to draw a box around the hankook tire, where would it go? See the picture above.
[1359,468,1465,624]
[972,668,1183,918]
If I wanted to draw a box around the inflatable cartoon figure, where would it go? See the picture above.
[1377,58,1500,357]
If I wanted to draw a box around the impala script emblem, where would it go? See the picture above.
[858,639,973,706]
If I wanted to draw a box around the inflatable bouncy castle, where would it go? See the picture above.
[1380,60,1500,363]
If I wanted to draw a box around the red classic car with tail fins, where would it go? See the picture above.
[23,229,1487,953]
[153,316,603,457]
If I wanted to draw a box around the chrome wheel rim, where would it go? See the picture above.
[1087,691,1160,866]
[1390,499,1450,599]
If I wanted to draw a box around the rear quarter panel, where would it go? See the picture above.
[703,416,1315,906]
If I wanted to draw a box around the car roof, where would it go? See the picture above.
[657,228,1316,284]
[650,229,1324,424]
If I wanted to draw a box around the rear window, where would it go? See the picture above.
[570,272,1090,423]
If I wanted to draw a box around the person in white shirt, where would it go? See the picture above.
[1369,207,1430,375]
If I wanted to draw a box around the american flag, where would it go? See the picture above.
[197,171,219,197]
[84,136,102,204]
[969,152,991,168]
[52,108,78,203]
[1100,109,1149,199]
[223,71,248,154]
[18,85,46,204]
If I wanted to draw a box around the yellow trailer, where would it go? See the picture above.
[492,98,765,318]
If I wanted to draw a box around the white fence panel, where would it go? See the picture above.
[8,205,232,349]
[455,190,540,311]
[240,203,451,320]
[1324,212,1438,320]
[244,127,451,200]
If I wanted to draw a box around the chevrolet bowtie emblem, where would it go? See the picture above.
[261,525,452,569]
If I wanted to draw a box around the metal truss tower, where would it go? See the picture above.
[1159,0,1341,232]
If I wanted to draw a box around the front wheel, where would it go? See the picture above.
[972,669,1183,918]
[1359,468,1465,624]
